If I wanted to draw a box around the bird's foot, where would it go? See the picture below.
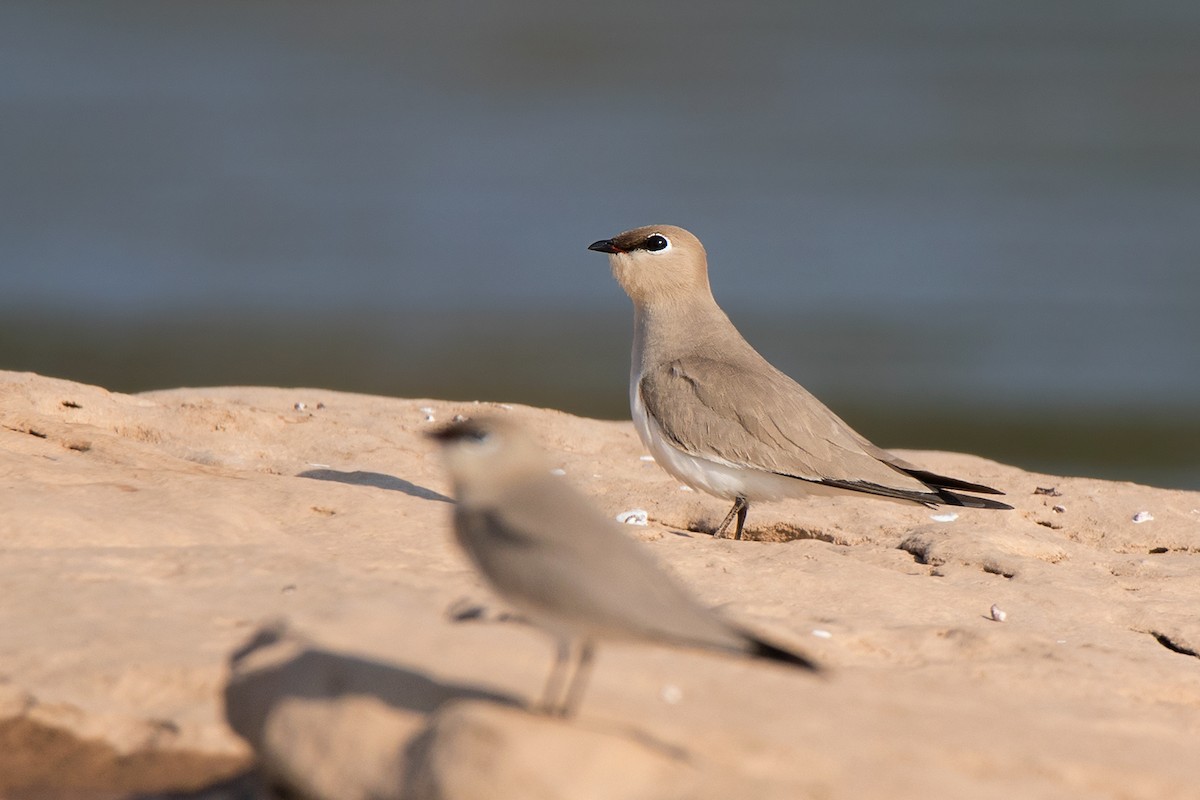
[714,497,749,540]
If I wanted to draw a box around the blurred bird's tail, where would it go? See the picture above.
[746,636,822,672]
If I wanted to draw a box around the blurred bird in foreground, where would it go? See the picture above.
[430,416,819,717]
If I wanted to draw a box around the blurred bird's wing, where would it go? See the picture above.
[454,475,751,651]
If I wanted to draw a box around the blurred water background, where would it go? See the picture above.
[2,1,1197,488]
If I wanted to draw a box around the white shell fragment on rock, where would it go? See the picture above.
[1132,511,1154,524]
[615,509,649,526]
[931,512,959,523]
[990,604,1007,622]
[811,629,833,639]
[639,455,656,462]
[549,468,566,476]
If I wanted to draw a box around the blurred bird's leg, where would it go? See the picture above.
[536,637,596,717]
[537,636,575,715]
[714,496,749,540]
[558,639,596,718]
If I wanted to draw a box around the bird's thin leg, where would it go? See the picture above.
[537,637,575,715]
[734,497,749,540]
[714,496,749,540]
[558,638,596,718]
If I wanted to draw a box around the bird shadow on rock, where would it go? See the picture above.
[205,623,717,799]
[132,770,267,800]
[297,469,452,503]
[224,625,522,761]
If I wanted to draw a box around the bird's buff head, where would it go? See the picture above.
[588,225,712,307]
[428,416,548,505]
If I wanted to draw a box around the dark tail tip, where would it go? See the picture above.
[748,637,822,673]
[937,490,1014,511]
[902,467,1007,497]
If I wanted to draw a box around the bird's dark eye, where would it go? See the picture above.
[642,234,670,252]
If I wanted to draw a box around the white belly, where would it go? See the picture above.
[630,376,846,503]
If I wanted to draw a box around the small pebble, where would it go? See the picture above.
[1052,505,1066,513]
[990,604,1007,622]
[679,485,694,492]
[811,629,833,639]
[930,512,959,523]
[639,455,656,462]
[293,402,306,411]
[1132,511,1154,524]
[424,415,436,423]
[1034,486,1062,497]
[549,468,567,477]
[316,402,325,410]
[660,684,683,704]
[452,414,467,423]
[615,509,649,526]
[419,406,435,414]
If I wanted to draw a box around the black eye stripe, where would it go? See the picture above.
[642,234,670,252]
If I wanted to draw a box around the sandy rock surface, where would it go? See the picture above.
[1,370,1198,799]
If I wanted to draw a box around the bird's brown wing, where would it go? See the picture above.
[638,355,967,504]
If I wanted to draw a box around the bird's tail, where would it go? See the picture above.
[900,467,1004,495]
[895,467,1014,510]
[933,490,1013,510]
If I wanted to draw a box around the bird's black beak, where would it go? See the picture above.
[588,239,623,254]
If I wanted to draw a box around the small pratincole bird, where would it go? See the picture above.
[589,225,1012,540]
[430,416,819,717]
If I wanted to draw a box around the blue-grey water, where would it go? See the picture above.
[2,1,1198,488]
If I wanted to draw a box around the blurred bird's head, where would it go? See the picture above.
[428,416,548,503]
[588,224,712,306]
